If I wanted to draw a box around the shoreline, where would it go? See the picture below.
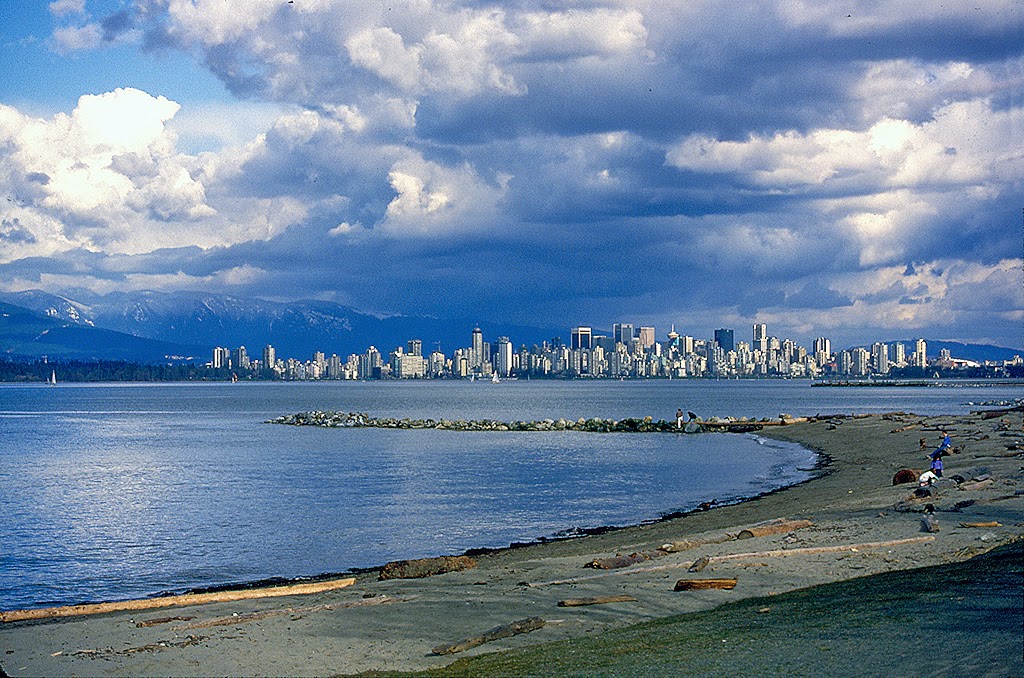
[0,429,821,615]
[2,408,1022,676]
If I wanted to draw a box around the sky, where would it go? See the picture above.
[0,0,1022,348]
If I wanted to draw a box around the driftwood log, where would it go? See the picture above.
[557,595,637,607]
[586,550,669,569]
[379,555,476,580]
[0,578,357,623]
[660,533,732,553]
[688,555,711,572]
[431,617,546,655]
[736,519,813,539]
[674,578,737,591]
[960,521,1001,528]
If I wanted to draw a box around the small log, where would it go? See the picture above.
[736,519,813,539]
[921,514,940,533]
[557,595,637,607]
[674,578,737,591]
[959,521,1001,528]
[379,555,476,580]
[431,616,546,655]
[1,578,356,623]
[688,555,711,573]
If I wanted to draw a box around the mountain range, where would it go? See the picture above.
[0,289,1020,365]
[0,290,563,363]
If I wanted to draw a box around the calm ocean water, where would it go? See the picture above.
[1,379,1020,610]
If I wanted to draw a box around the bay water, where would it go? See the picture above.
[1,379,1019,610]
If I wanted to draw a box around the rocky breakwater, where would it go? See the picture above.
[266,411,791,433]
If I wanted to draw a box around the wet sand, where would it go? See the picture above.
[2,409,1023,676]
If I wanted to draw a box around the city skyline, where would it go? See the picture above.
[1,3,1022,349]
[208,321,1022,381]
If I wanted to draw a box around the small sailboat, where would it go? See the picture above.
[491,372,500,384]
[48,370,57,385]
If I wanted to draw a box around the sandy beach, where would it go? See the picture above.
[2,408,1023,676]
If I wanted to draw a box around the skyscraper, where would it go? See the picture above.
[495,336,513,376]
[471,327,484,369]
[915,338,927,368]
[638,326,655,349]
[571,326,593,350]
[753,323,768,354]
[613,323,634,346]
[714,328,735,353]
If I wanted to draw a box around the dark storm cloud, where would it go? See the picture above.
[2,0,1021,348]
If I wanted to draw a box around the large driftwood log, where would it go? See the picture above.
[379,555,476,580]
[431,617,546,655]
[557,595,638,607]
[674,578,737,591]
[0,578,357,623]
[736,519,813,539]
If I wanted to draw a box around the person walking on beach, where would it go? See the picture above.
[676,408,684,429]
[930,454,944,478]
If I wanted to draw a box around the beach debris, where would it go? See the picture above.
[688,555,711,572]
[528,537,936,587]
[585,550,669,569]
[950,467,991,483]
[1,578,357,623]
[73,635,207,658]
[379,555,476,580]
[978,532,999,542]
[892,469,919,485]
[431,616,546,655]
[135,615,196,628]
[736,519,813,539]
[557,595,638,607]
[959,521,1001,528]
[176,595,413,630]
[674,578,737,591]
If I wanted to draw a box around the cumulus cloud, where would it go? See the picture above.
[0,88,317,262]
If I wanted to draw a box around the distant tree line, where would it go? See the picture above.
[0,359,231,382]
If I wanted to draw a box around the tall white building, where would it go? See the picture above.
[871,342,889,374]
[495,336,513,376]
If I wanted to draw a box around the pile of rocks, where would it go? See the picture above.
[267,411,771,433]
